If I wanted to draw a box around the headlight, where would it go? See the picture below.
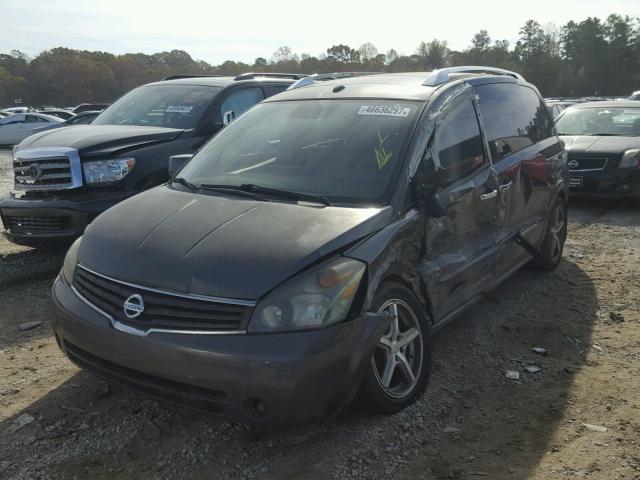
[248,257,366,333]
[83,158,135,184]
[62,237,82,283]
[619,149,640,169]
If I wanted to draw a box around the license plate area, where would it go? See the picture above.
[569,176,583,187]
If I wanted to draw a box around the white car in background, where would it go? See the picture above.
[0,113,64,145]
[1,106,30,114]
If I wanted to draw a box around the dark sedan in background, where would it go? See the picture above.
[555,101,640,202]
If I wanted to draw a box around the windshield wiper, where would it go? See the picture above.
[169,177,198,191]
[239,184,332,206]
[199,184,270,202]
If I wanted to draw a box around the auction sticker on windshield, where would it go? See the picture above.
[165,105,194,113]
[358,105,411,117]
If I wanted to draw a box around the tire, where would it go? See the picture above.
[358,282,432,414]
[531,196,567,271]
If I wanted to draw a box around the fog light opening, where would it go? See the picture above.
[245,398,268,417]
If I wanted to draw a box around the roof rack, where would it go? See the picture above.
[313,72,380,81]
[287,72,382,91]
[422,66,525,86]
[234,72,308,81]
[162,74,224,81]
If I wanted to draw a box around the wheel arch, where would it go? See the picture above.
[375,271,434,325]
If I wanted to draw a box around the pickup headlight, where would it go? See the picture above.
[248,257,366,332]
[83,158,135,184]
[619,149,640,169]
[61,237,82,283]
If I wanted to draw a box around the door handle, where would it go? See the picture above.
[480,189,498,200]
[500,181,513,192]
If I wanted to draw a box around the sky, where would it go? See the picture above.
[1,0,638,64]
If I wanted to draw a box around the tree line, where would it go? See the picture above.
[1,14,639,107]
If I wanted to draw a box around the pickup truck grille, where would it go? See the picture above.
[72,265,253,334]
[13,148,82,191]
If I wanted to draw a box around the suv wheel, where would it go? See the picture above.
[532,196,567,270]
[358,282,432,414]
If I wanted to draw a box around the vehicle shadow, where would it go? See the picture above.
[569,196,640,227]
[0,283,61,349]
[0,247,65,289]
[0,257,598,479]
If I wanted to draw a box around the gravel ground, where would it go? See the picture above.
[1,148,639,480]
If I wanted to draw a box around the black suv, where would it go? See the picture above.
[52,67,567,424]
[0,73,299,246]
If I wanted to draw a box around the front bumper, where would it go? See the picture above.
[51,275,388,424]
[569,168,640,198]
[0,191,131,245]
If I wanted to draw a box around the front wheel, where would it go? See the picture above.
[531,196,567,270]
[358,282,432,414]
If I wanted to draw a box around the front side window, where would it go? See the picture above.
[556,107,640,136]
[94,84,222,129]
[179,99,421,204]
[476,83,552,162]
[219,87,265,118]
[432,100,485,183]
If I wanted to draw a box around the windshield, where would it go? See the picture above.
[94,84,221,129]
[177,99,421,204]
[556,107,640,136]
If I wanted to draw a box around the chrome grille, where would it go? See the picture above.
[72,265,254,334]
[567,156,608,172]
[13,147,82,190]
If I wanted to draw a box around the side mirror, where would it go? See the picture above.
[168,154,193,177]
[412,151,445,217]
[222,110,236,126]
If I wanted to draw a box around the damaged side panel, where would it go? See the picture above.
[347,83,501,324]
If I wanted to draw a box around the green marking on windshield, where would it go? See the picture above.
[375,130,393,170]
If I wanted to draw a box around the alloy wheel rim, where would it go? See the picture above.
[549,203,566,261]
[372,299,423,399]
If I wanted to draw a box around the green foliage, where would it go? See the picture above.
[1,14,639,107]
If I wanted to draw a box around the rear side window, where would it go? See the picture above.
[220,87,265,118]
[475,83,552,162]
[433,100,485,183]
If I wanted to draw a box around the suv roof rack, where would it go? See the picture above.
[422,66,525,86]
[287,72,381,91]
[234,72,308,81]
[313,72,380,81]
[162,74,224,81]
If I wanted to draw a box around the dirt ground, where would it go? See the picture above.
[1,146,639,480]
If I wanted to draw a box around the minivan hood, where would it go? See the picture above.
[17,125,184,158]
[561,135,640,155]
[79,186,390,300]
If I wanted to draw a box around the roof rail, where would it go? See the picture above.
[234,72,307,81]
[422,66,525,86]
[287,71,382,91]
[313,71,380,81]
[287,76,315,90]
[162,74,225,81]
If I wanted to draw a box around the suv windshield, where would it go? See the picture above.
[94,84,222,129]
[178,99,420,204]
[556,107,640,136]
